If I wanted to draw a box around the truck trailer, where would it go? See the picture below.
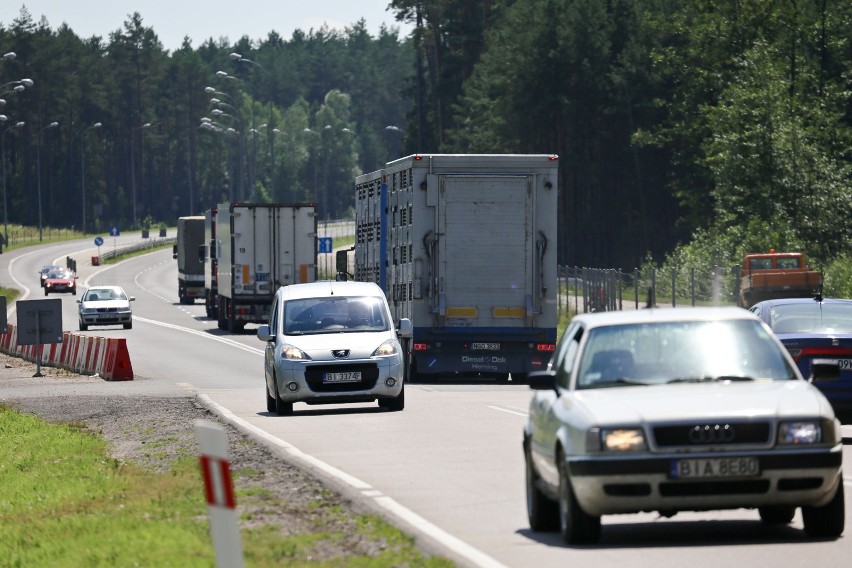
[353,154,559,381]
[173,215,206,304]
[215,202,317,332]
[201,207,219,318]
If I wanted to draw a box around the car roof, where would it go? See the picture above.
[753,297,852,309]
[572,306,759,330]
[278,281,385,302]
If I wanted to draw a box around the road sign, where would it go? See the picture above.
[94,236,104,247]
[318,237,333,253]
[110,226,120,236]
[16,298,63,377]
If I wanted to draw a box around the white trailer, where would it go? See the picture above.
[354,154,559,380]
[173,216,206,304]
[215,202,317,332]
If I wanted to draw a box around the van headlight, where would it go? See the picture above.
[372,339,400,357]
[280,344,311,360]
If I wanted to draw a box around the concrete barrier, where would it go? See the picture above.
[0,323,134,381]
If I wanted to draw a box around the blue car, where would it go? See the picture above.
[750,296,852,423]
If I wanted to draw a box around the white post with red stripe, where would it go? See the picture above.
[195,420,244,568]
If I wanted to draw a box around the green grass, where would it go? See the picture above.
[0,407,453,567]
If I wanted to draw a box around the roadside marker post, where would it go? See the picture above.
[195,420,244,568]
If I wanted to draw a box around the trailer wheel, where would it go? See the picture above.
[217,297,227,330]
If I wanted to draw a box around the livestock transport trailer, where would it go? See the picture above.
[215,202,317,332]
[353,154,559,381]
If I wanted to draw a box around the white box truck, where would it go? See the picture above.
[353,154,559,381]
[201,207,219,318]
[173,215,206,304]
[215,202,317,332]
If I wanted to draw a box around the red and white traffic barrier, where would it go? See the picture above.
[0,323,134,381]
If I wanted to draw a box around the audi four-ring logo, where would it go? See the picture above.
[688,424,735,444]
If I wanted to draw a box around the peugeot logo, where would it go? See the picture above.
[688,424,735,444]
[332,349,350,359]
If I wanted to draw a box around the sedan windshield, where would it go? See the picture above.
[283,296,389,334]
[577,319,795,389]
[769,303,852,334]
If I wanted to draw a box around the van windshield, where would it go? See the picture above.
[283,296,389,334]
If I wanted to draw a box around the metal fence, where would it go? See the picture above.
[557,265,746,317]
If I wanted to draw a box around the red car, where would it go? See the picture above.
[44,269,77,296]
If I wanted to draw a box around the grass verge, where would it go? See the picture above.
[0,406,452,567]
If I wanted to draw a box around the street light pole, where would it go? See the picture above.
[130,122,151,226]
[1,120,24,245]
[80,122,102,234]
[37,121,59,242]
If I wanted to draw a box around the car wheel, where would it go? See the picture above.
[802,481,845,538]
[79,321,88,332]
[72,289,76,296]
[379,385,405,411]
[123,322,132,330]
[271,378,293,416]
[44,288,49,296]
[758,506,796,524]
[525,439,559,531]
[266,380,277,413]
[558,450,601,544]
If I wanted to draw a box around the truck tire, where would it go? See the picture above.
[217,297,227,330]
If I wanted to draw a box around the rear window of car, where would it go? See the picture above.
[770,303,852,334]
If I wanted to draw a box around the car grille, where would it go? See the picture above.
[96,307,119,313]
[305,363,380,392]
[653,422,771,448]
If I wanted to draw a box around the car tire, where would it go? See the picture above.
[379,385,405,411]
[802,481,845,538]
[271,378,293,416]
[123,322,132,330]
[758,506,796,524]
[558,451,601,544]
[79,322,88,331]
[525,439,559,531]
[266,381,276,413]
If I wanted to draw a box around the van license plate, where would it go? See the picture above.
[323,371,361,383]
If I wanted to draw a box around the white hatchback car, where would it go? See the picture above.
[524,307,844,544]
[257,281,412,415]
[77,285,135,331]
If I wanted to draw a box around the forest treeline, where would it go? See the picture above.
[0,1,850,277]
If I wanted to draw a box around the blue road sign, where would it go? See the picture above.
[318,237,333,253]
[94,236,104,247]
[109,226,120,237]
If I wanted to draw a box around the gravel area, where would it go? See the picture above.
[0,352,431,564]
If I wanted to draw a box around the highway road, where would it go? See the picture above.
[2,238,851,568]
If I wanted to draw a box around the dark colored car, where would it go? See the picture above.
[38,264,63,287]
[44,269,77,296]
[750,297,852,422]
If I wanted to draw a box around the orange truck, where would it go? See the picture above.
[739,251,822,308]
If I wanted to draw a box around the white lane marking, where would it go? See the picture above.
[132,315,264,356]
[487,405,527,418]
[199,394,509,568]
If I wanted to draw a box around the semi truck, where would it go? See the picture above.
[173,215,206,304]
[201,207,219,319]
[214,202,317,332]
[352,154,559,381]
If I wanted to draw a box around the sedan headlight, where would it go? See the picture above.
[587,427,647,452]
[777,421,821,445]
[372,339,400,357]
[279,343,311,361]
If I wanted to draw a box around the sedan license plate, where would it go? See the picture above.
[671,457,759,479]
[323,371,361,384]
[838,359,852,371]
[471,342,500,351]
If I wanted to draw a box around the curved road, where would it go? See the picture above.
[3,239,851,568]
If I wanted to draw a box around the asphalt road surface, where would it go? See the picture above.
[3,238,851,568]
